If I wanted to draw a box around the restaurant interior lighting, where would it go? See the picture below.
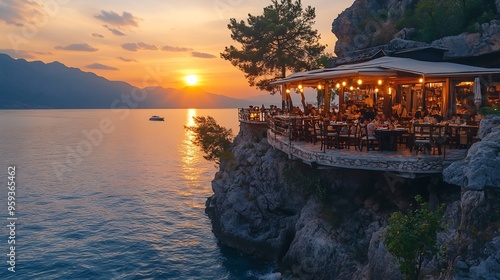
[419,78,424,83]
[286,88,290,93]
[317,84,322,90]
[357,79,362,85]
[336,83,340,88]
[349,86,354,91]
[375,88,379,92]
[377,79,383,85]
[298,84,303,89]
[342,81,346,87]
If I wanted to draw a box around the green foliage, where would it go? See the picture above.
[478,105,500,116]
[384,195,446,280]
[221,0,326,93]
[398,0,500,42]
[184,116,234,165]
[283,165,328,201]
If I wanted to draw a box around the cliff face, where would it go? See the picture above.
[206,119,500,279]
[331,0,500,61]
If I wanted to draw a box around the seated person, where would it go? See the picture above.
[363,118,377,137]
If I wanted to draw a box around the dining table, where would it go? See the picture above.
[446,123,480,148]
[374,127,409,151]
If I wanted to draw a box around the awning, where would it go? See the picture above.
[271,56,500,86]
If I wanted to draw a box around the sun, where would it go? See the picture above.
[185,74,199,86]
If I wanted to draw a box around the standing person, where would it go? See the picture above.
[397,104,408,118]
[364,94,374,108]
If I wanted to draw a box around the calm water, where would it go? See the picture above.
[0,109,277,279]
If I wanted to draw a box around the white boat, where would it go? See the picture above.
[149,115,164,121]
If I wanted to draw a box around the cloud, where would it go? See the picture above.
[117,56,137,62]
[0,49,35,59]
[86,63,119,71]
[92,33,104,38]
[191,51,216,59]
[121,42,157,51]
[161,45,193,52]
[32,51,53,55]
[55,43,98,52]
[103,25,126,36]
[0,0,43,27]
[94,10,140,27]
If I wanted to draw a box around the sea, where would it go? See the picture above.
[0,109,279,280]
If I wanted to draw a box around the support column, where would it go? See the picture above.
[281,84,286,112]
[324,83,330,115]
[442,78,450,119]
[339,85,345,114]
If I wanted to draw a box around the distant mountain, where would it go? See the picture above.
[0,54,253,109]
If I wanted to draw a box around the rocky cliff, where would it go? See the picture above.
[331,0,500,63]
[206,118,500,279]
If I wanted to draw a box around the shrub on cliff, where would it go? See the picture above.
[184,116,233,165]
[478,105,500,116]
[384,195,445,280]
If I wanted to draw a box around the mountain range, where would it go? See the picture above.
[0,53,270,109]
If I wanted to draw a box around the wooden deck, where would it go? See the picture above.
[267,130,467,177]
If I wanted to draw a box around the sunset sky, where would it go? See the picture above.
[0,0,354,99]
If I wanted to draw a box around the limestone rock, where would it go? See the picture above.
[332,0,500,60]
[431,20,500,58]
[207,118,500,279]
[443,115,500,190]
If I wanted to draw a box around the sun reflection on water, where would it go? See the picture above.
[180,108,201,187]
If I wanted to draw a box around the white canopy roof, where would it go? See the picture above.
[271,56,500,86]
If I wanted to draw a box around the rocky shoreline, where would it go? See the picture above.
[206,116,500,279]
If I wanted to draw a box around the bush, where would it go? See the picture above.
[184,116,234,165]
[478,105,500,116]
[384,195,445,280]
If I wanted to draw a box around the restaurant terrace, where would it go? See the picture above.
[239,55,500,177]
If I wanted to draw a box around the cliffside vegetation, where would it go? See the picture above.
[184,116,234,165]
[398,0,499,42]
[384,195,446,280]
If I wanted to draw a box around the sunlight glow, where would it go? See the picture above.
[185,74,199,86]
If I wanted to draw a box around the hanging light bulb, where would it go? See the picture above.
[342,81,346,87]
[419,78,424,83]
[357,79,362,85]
[377,79,383,85]
[336,83,340,89]
[317,84,322,90]
[298,84,303,89]
[286,88,290,94]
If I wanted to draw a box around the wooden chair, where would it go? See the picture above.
[358,124,378,151]
[323,123,339,150]
[291,118,305,141]
[339,123,359,150]
[431,124,447,157]
[304,119,315,143]
[313,119,326,149]
[412,123,433,155]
